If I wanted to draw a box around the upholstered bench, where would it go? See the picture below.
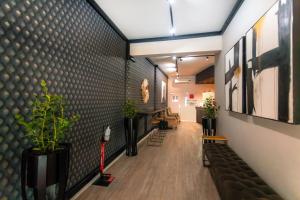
[203,143,283,200]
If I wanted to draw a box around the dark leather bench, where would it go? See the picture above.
[203,143,283,200]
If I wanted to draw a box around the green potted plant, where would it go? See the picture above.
[202,96,220,136]
[122,100,138,156]
[16,80,79,200]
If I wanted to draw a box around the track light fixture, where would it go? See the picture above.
[169,0,175,5]
[170,27,175,35]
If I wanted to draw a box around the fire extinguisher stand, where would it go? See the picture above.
[93,126,115,186]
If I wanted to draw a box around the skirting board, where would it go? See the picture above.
[71,130,153,200]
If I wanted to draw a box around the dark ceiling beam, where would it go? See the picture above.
[221,0,245,33]
[169,4,174,29]
[87,0,128,41]
[146,58,169,78]
[129,31,222,43]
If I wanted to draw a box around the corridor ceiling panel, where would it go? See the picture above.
[95,0,239,40]
[95,0,171,39]
[173,0,237,35]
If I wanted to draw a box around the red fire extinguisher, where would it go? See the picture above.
[93,126,115,186]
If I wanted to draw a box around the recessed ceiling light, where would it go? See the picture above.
[166,68,176,72]
[169,0,175,5]
[165,63,176,68]
[170,27,175,35]
[180,57,193,61]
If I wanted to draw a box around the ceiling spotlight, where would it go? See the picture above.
[170,27,175,35]
[169,0,175,5]
[172,56,176,60]
[166,68,176,72]
[165,63,176,68]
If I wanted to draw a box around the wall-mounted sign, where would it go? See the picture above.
[141,79,149,104]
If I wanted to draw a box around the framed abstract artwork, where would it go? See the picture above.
[161,81,167,103]
[225,37,246,113]
[245,0,300,123]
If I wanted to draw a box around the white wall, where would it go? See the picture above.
[215,0,300,200]
[130,36,222,56]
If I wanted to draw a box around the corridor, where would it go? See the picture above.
[76,122,219,200]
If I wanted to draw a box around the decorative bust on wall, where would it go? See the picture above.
[141,79,149,104]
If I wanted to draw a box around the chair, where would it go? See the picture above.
[167,107,180,122]
[160,111,178,129]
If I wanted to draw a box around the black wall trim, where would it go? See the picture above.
[129,31,222,43]
[87,0,128,41]
[146,58,168,78]
[157,67,168,79]
[145,57,158,67]
[221,0,245,33]
[154,67,157,110]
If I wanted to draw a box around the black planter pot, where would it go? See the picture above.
[21,143,70,200]
[124,117,138,156]
[202,117,216,136]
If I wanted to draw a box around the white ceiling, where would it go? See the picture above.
[95,0,238,39]
[150,55,215,77]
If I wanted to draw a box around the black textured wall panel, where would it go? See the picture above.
[126,58,168,138]
[0,0,127,199]
[126,58,155,111]
[126,58,155,138]
[155,69,168,109]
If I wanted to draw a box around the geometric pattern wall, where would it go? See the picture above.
[126,58,168,138]
[126,58,155,111]
[0,0,127,199]
[126,58,155,138]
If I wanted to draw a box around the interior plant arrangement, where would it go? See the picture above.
[16,80,79,200]
[122,99,138,156]
[202,96,220,136]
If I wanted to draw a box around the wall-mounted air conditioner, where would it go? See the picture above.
[174,76,195,84]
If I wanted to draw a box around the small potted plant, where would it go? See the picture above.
[16,80,79,200]
[122,100,138,156]
[202,96,219,136]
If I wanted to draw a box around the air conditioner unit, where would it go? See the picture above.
[174,76,195,84]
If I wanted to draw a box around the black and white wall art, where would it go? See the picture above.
[245,0,295,123]
[224,0,300,124]
[225,38,245,113]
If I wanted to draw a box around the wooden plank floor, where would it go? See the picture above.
[76,122,220,200]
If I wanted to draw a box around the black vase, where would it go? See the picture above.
[21,143,70,200]
[124,118,138,156]
[202,117,216,136]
